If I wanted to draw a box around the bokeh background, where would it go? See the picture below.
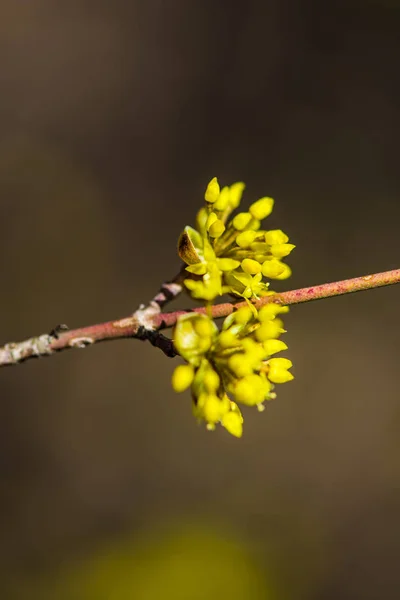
[1,1,400,598]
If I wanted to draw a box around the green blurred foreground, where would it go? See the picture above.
[7,520,277,600]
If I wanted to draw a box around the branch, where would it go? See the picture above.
[1,268,399,367]
[146,266,186,311]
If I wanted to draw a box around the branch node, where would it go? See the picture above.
[49,324,69,339]
[68,337,94,349]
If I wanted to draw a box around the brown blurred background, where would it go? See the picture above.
[1,1,400,598]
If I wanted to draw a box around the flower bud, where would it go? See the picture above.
[172,364,195,392]
[263,339,288,356]
[232,212,252,231]
[274,264,292,280]
[218,330,240,349]
[206,212,218,229]
[204,177,220,203]
[261,259,287,278]
[195,207,208,233]
[217,258,241,271]
[193,316,216,338]
[208,219,225,238]
[203,394,224,423]
[249,197,274,220]
[264,229,289,245]
[267,357,294,383]
[241,258,262,275]
[234,306,253,324]
[229,353,254,377]
[213,186,230,211]
[234,374,271,405]
[222,411,243,437]
[255,320,285,341]
[229,182,245,208]
[270,243,296,258]
[258,304,289,321]
[203,369,220,392]
[236,230,258,248]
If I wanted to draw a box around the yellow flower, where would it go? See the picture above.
[172,307,293,437]
[178,177,294,302]
[172,177,294,436]
[267,357,294,383]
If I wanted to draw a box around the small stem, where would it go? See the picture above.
[1,268,399,367]
[147,267,186,311]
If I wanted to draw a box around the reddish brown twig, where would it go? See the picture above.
[1,268,399,367]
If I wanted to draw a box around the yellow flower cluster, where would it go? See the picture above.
[172,305,293,437]
[178,177,295,302]
[172,177,295,437]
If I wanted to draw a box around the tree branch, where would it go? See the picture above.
[146,266,186,311]
[1,268,399,367]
